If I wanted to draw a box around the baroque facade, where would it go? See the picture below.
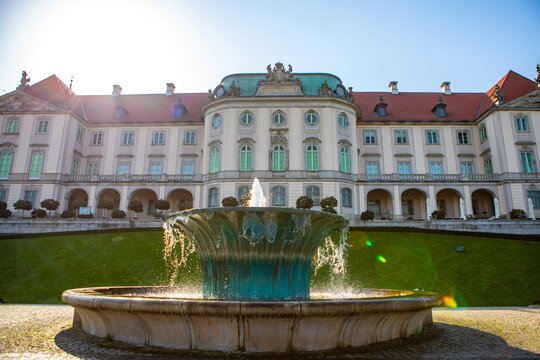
[1,64,539,220]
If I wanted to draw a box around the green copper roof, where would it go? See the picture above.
[221,73,343,97]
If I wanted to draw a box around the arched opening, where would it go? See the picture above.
[67,188,89,211]
[167,189,194,211]
[96,188,121,218]
[471,189,495,219]
[366,189,393,219]
[436,188,462,219]
[401,188,427,220]
[130,189,158,220]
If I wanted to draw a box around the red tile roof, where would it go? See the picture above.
[79,93,207,124]
[25,75,86,119]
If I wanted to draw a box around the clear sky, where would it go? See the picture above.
[0,0,539,95]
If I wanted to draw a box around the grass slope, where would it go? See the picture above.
[0,230,538,306]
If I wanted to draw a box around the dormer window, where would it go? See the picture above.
[432,97,447,118]
[115,106,125,120]
[175,100,186,118]
[373,96,387,117]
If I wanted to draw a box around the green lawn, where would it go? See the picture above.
[0,229,539,306]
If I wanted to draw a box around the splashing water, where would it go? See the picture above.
[313,225,349,276]
[248,178,267,207]
[163,221,195,285]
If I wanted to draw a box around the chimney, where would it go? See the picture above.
[166,83,175,96]
[388,81,398,95]
[112,84,122,97]
[440,81,451,95]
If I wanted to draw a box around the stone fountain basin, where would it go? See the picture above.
[62,286,440,353]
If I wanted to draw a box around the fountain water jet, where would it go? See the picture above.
[62,179,440,353]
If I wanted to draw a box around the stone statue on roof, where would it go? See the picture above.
[17,71,30,90]
[535,64,540,85]
[318,81,331,96]
[265,62,295,83]
[207,89,214,102]
[228,81,241,97]
[494,84,505,104]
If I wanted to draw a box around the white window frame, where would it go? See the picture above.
[149,162,162,175]
[183,130,197,145]
[36,118,49,134]
[395,129,408,144]
[121,131,134,145]
[90,132,103,146]
[457,130,471,145]
[426,130,439,145]
[515,115,529,133]
[117,162,131,175]
[76,127,84,144]
[87,162,99,175]
[152,131,165,146]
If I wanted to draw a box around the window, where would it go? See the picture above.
[175,103,186,118]
[0,190,6,202]
[377,106,387,117]
[460,162,474,174]
[91,132,103,146]
[238,186,250,201]
[182,161,195,175]
[364,130,377,144]
[515,116,529,132]
[24,190,37,207]
[121,131,134,145]
[398,162,411,174]
[70,158,80,176]
[37,118,49,134]
[401,199,414,216]
[152,131,165,145]
[305,111,318,126]
[209,146,220,173]
[339,146,350,173]
[149,162,162,175]
[29,152,44,179]
[341,188,352,208]
[366,162,379,175]
[115,107,124,120]
[272,111,285,125]
[0,153,13,178]
[484,158,493,175]
[212,114,222,129]
[435,107,446,117]
[367,200,381,215]
[240,111,254,126]
[117,162,130,175]
[395,129,408,144]
[184,131,197,145]
[338,113,348,128]
[426,130,440,145]
[520,151,535,173]
[76,127,84,144]
[429,162,443,175]
[208,187,219,207]
[87,162,99,175]
[239,145,253,171]
[305,145,319,171]
[480,125,488,143]
[271,186,286,206]
[457,131,471,145]
[528,191,540,209]
[306,186,320,206]
[5,118,19,134]
[272,145,285,171]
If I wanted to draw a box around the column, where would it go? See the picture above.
[88,185,96,212]
[463,184,472,217]
[120,185,128,211]
[393,185,402,220]
[428,185,436,220]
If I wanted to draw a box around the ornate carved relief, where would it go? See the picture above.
[507,91,540,108]
[270,131,288,146]
[0,92,60,113]
[256,62,304,96]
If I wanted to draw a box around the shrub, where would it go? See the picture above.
[97,199,114,218]
[431,210,445,220]
[111,210,127,219]
[154,199,171,211]
[360,210,375,221]
[127,200,143,214]
[31,208,47,218]
[61,210,75,218]
[78,213,93,219]
[0,209,12,218]
[322,206,337,214]
[40,199,60,217]
[13,200,33,217]
[153,212,167,221]
[320,196,338,209]
[240,194,251,207]
[509,208,527,219]
[0,201,7,210]
[222,196,239,207]
[296,196,313,210]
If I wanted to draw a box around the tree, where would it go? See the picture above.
[360,210,375,221]
[13,200,32,218]
[222,196,238,207]
[0,201,11,218]
[127,200,143,218]
[296,196,313,210]
[154,199,171,220]
[320,196,338,214]
[97,199,114,218]
[40,199,60,218]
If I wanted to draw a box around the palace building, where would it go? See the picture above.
[0,63,539,221]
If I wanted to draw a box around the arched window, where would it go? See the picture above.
[239,144,253,171]
[240,111,254,126]
[339,146,351,173]
[306,185,320,206]
[208,187,219,207]
[272,111,286,125]
[305,144,319,171]
[209,146,220,173]
[238,186,250,201]
[211,114,222,129]
[271,186,286,206]
[341,188,352,208]
[304,110,319,126]
[338,113,348,128]
[272,145,285,171]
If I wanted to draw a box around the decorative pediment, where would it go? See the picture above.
[270,131,288,146]
[0,142,17,149]
[255,63,304,96]
[502,90,540,109]
[0,91,61,113]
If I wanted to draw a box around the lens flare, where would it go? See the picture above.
[376,254,386,263]
[366,240,373,247]
[441,295,457,308]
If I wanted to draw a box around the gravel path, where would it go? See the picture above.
[1,304,539,359]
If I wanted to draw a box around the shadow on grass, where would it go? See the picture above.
[54,323,539,359]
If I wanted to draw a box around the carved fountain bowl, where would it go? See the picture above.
[62,286,440,352]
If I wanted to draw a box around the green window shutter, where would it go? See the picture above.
[273,146,285,171]
[340,147,350,173]
[30,153,44,178]
[0,153,12,178]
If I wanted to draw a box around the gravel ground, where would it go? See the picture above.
[0,304,539,359]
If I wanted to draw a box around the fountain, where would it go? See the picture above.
[62,179,440,353]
